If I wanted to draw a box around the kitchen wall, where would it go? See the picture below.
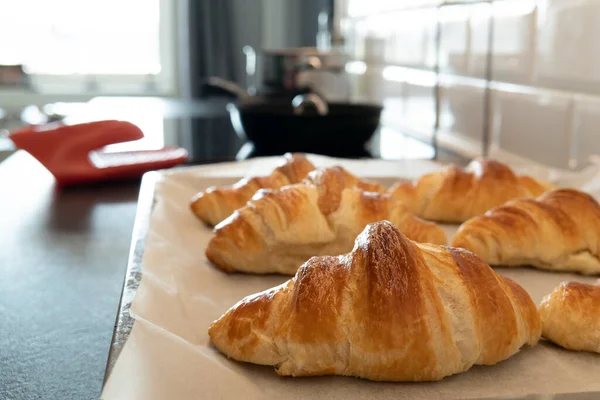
[342,0,600,169]
[232,0,327,85]
[184,0,326,97]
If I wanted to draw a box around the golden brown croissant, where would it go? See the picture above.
[389,158,553,223]
[208,221,541,381]
[539,280,600,353]
[206,166,446,274]
[452,188,600,275]
[190,153,315,226]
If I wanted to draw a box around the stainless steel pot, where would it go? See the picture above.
[243,46,350,101]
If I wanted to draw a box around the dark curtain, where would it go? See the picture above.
[179,0,331,99]
[185,0,236,98]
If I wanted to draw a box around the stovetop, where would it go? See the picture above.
[1,97,446,165]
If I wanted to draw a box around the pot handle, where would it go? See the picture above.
[292,93,329,116]
[203,77,249,100]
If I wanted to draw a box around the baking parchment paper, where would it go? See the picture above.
[101,155,600,400]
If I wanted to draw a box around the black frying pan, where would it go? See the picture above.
[204,77,383,155]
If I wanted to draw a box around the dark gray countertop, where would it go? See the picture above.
[0,96,465,399]
[0,151,141,400]
[4,148,598,400]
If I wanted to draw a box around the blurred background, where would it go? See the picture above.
[2,3,599,398]
[1,0,598,169]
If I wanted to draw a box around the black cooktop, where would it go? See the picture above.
[177,113,384,163]
[8,97,444,165]
[151,98,439,164]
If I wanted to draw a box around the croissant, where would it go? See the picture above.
[538,280,600,353]
[190,153,315,226]
[208,221,541,382]
[452,189,600,275]
[206,166,446,275]
[389,158,553,223]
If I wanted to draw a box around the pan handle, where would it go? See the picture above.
[295,56,322,71]
[203,77,249,100]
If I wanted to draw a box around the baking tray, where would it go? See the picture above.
[102,171,600,400]
[103,172,159,382]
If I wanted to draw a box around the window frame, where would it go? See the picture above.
[0,0,178,107]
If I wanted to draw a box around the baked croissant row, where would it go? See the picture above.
[452,188,600,275]
[190,153,315,226]
[389,158,553,223]
[209,221,541,382]
[538,280,600,354]
[206,166,446,275]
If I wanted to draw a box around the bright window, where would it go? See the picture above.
[0,0,175,95]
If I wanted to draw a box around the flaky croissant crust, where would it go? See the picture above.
[209,221,541,381]
[452,188,600,275]
[539,280,600,353]
[190,153,315,226]
[389,158,553,223]
[206,166,447,274]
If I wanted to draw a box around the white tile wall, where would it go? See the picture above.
[535,0,600,94]
[382,79,406,118]
[439,5,470,75]
[491,86,573,168]
[347,19,378,63]
[346,0,442,17]
[380,67,436,141]
[387,9,437,69]
[344,0,600,168]
[439,77,486,143]
[348,13,427,67]
[350,65,387,105]
[468,3,492,78]
[572,95,600,167]
[492,0,537,84]
[404,82,437,140]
